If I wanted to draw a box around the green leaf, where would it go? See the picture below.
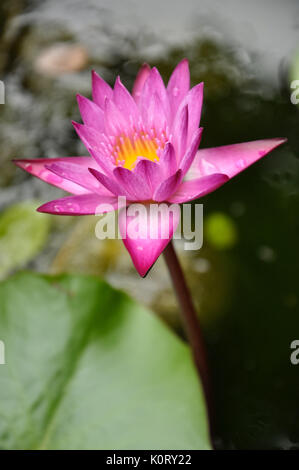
[0,202,50,279]
[0,272,211,450]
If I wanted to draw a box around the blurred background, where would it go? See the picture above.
[1,0,299,449]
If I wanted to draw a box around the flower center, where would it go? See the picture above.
[112,131,168,170]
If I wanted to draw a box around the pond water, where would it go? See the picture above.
[1,0,299,449]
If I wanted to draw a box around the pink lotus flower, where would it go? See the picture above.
[14,59,286,276]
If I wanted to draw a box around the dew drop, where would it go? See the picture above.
[236,158,246,169]
[24,163,33,171]
[41,170,63,184]
[66,202,81,212]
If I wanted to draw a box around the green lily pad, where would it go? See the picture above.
[0,272,211,450]
[0,201,50,279]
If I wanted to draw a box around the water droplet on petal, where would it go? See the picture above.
[92,180,101,188]
[172,87,179,97]
[40,170,63,184]
[236,158,246,169]
[66,202,81,212]
[24,163,33,171]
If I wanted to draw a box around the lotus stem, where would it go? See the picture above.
[163,240,213,428]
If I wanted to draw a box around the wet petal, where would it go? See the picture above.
[118,202,180,277]
[113,76,139,121]
[113,166,152,201]
[46,161,112,196]
[154,169,182,202]
[132,63,151,104]
[146,92,167,133]
[133,158,163,195]
[104,99,130,135]
[72,121,110,155]
[88,147,115,176]
[89,167,130,198]
[188,138,287,179]
[37,193,119,215]
[92,70,113,108]
[167,173,229,203]
[140,67,170,123]
[167,58,190,115]
[76,94,104,131]
[173,83,204,146]
[13,157,95,195]
[172,104,189,159]
[159,142,177,177]
[179,127,203,176]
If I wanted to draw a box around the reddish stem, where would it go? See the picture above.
[163,240,213,428]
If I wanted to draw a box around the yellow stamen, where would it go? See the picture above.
[113,133,160,170]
